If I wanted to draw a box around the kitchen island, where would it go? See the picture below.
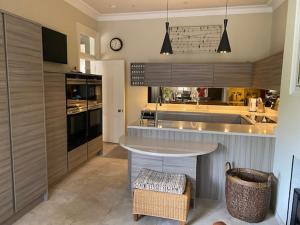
[125,104,277,201]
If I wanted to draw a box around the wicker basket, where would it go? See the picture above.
[133,181,191,224]
[225,162,273,223]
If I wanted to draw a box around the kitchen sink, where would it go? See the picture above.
[245,115,277,124]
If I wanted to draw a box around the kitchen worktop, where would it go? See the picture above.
[130,104,278,137]
[119,135,218,157]
[143,103,278,118]
[129,119,276,137]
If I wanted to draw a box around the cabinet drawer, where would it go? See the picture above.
[68,144,88,171]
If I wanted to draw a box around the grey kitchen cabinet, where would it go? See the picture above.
[5,14,47,212]
[171,63,214,87]
[253,52,283,91]
[0,14,14,224]
[144,63,172,86]
[44,71,68,185]
[213,63,253,87]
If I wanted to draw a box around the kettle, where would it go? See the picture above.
[249,98,257,112]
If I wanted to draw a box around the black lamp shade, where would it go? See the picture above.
[160,22,173,55]
[217,19,231,53]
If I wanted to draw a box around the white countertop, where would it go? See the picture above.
[129,104,277,137]
[119,135,218,157]
[129,119,276,137]
[144,103,278,118]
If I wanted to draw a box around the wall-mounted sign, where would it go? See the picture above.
[169,25,222,54]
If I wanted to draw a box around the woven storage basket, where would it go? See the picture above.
[225,162,273,223]
[133,181,191,223]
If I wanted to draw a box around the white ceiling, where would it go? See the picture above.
[81,0,270,14]
[65,0,286,21]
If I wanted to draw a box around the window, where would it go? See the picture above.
[77,23,98,74]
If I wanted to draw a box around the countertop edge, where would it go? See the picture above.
[127,124,276,138]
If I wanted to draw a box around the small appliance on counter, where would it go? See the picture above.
[248,98,257,112]
[257,98,266,113]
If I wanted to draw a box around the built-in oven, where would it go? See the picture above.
[87,75,102,107]
[66,73,88,152]
[87,75,102,141]
[67,111,87,151]
[66,73,87,109]
[88,107,102,141]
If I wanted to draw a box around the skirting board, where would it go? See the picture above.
[2,194,46,225]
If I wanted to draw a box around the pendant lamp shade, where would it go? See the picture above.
[160,22,173,55]
[160,0,173,55]
[217,0,231,53]
[217,19,231,53]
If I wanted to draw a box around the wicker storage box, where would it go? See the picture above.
[133,181,191,224]
[225,162,273,223]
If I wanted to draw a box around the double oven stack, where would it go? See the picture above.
[66,73,103,169]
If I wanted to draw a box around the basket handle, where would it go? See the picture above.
[268,173,274,185]
[225,162,232,172]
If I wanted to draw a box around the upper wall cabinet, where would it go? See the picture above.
[253,52,283,91]
[5,14,47,212]
[171,64,214,87]
[0,14,14,224]
[213,63,253,87]
[144,63,172,86]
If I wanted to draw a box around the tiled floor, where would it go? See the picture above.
[13,143,279,225]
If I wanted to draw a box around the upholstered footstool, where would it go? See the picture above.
[132,169,191,225]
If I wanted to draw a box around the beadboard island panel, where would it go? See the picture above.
[127,126,275,201]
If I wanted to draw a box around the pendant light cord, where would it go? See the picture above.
[167,0,169,23]
[225,0,228,19]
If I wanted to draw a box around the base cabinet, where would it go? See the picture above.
[68,144,88,171]
[88,136,103,159]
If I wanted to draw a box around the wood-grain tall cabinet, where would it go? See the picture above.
[44,69,68,185]
[0,14,14,224]
[0,12,47,224]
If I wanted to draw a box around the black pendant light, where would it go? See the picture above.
[160,0,173,55]
[217,0,231,53]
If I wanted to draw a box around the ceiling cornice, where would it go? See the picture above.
[65,0,101,20]
[268,0,286,10]
[96,5,272,22]
[64,0,287,22]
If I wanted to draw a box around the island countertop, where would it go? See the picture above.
[119,135,218,157]
[129,119,276,137]
[130,104,278,137]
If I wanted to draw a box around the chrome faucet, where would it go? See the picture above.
[155,96,162,127]
[140,110,145,125]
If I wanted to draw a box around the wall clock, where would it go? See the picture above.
[110,37,123,51]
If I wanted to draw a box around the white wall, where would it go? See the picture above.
[273,0,300,223]
[0,0,98,69]
[270,1,288,54]
[98,13,273,124]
